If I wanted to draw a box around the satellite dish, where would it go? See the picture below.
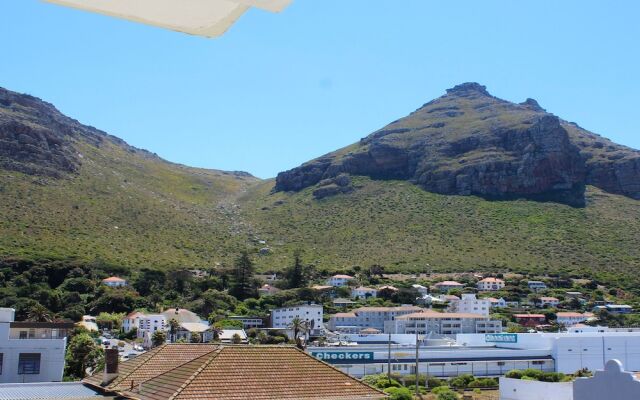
[43,0,292,38]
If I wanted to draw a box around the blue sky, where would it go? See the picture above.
[1,1,639,178]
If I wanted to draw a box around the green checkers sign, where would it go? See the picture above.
[311,351,374,363]
[485,333,518,343]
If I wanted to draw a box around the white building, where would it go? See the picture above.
[351,287,377,299]
[0,308,71,383]
[477,277,505,291]
[228,316,264,329]
[433,281,465,293]
[448,294,490,316]
[326,275,354,287]
[412,284,429,295]
[528,281,548,291]
[387,310,503,335]
[537,297,560,308]
[101,276,127,287]
[328,306,422,333]
[487,297,508,308]
[271,304,323,336]
[122,311,167,338]
[556,312,594,327]
[78,315,98,332]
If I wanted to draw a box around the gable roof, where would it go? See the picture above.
[102,276,126,282]
[85,344,385,400]
[434,281,463,286]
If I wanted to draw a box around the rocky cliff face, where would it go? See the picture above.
[275,83,640,206]
[0,87,118,178]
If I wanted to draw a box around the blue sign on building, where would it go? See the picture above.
[311,351,374,363]
[485,333,518,343]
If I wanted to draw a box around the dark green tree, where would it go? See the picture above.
[65,332,104,379]
[152,330,167,347]
[284,250,307,289]
[229,251,257,300]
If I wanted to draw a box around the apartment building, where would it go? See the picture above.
[328,305,422,333]
[0,308,71,383]
[448,294,490,316]
[271,304,323,336]
[387,310,503,335]
[477,277,505,291]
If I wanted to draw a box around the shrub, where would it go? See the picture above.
[383,386,413,400]
[505,369,523,379]
[522,368,543,380]
[361,374,401,389]
[449,374,474,388]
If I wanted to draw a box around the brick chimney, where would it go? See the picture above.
[102,348,119,385]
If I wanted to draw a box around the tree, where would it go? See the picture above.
[190,332,202,343]
[26,303,52,322]
[151,330,167,347]
[229,251,257,300]
[65,332,104,379]
[231,333,242,344]
[210,326,223,342]
[288,317,309,350]
[284,250,307,289]
[383,387,413,400]
[168,318,180,343]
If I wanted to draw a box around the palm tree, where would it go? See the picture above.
[168,318,180,343]
[26,304,52,322]
[288,317,309,350]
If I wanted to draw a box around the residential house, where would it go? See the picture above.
[101,276,127,287]
[162,308,203,324]
[351,287,377,299]
[514,314,547,327]
[0,308,72,383]
[257,284,281,297]
[122,312,167,339]
[270,303,323,336]
[556,312,595,327]
[378,285,398,293]
[326,275,354,287]
[477,277,505,291]
[600,304,633,314]
[448,293,490,316]
[527,281,548,291]
[82,344,386,400]
[412,284,429,295]
[175,322,212,342]
[487,297,507,308]
[227,316,265,329]
[218,328,248,344]
[433,281,465,293]
[332,298,356,307]
[536,297,560,308]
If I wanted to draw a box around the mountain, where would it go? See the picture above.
[275,83,640,207]
[0,87,259,267]
[1,84,640,289]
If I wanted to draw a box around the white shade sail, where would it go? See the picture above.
[43,0,292,37]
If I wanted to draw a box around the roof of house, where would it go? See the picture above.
[162,308,201,324]
[331,274,354,279]
[539,297,559,301]
[218,329,248,341]
[352,305,422,313]
[353,286,377,291]
[333,312,357,318]
[434,281,464,286]
[102,276,126,282]
[84,344,385,400]
[479,277,504,283]
[557,312,595,318]
[378,285,398,291]
[311,285,334,291]
[514,314,546,318]
[397,310,487,320]
[179,322,210,333]
[0,382,106,400]
[125,311,145,319]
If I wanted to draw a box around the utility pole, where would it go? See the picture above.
[415,324,420,397]
[387,332,392,385]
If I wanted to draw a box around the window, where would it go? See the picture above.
[0,353,3,375]
[18,353,41,375]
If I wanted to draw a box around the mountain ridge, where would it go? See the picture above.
[275,83,640,207]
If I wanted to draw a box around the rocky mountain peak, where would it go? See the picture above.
[445,82,491,97]
[275,83,640,207]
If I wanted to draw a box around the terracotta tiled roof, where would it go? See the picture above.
[514,314,546,318]
[85,344,385,400]
[331,274,354,279]
[351,306,422,313]
[434,281,463,286]
[479,277,504,283]
[102,276,126,282]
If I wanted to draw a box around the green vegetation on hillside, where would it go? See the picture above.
[241,177,640,289]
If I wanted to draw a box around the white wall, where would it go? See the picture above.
[499,378,573,400]
[0,324,67,383]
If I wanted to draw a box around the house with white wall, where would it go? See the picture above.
[351,287,377,299]
[433,281,465,293]
[556,312,594,327]
[326,275,354,287]
[271,303,323,336]
[0,308,70,383]
[477,277,505,291]
[448,293,490,316]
